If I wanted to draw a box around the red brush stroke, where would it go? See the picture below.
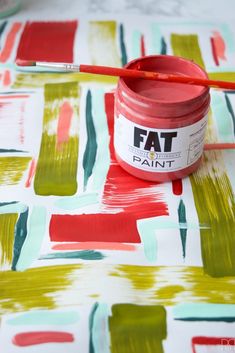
[12,331,74,347]
[25,158,37,188]
[0,22,22,63]
[52,242,136,251]
[16,21,78,63]
[50,214,141,243]
[192,336,235,353]
[56,101,73,149]
[50,93,167,245]
[172,179,183,196]
[102,93,168,219]
[3,70,11,86]
[210,37,219,66]
[140,34,146,57]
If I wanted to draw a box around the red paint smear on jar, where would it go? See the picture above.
[12,331,74,347]
[102,93,168,218]
[50,214,141,243]
[16,21,78,62]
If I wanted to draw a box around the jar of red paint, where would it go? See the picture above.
[114,55,210,182]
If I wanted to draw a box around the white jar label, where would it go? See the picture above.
[114,114,208,173]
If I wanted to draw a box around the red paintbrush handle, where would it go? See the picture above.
[79,64,235,89]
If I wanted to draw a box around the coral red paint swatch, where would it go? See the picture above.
[50,214,141,243]
[13,331,74,347]
[16,21,78,62]
[0,22,22,63]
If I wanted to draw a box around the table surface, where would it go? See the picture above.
[0,1,235,353]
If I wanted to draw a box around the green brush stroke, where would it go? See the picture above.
[211,92,234,141]
[91,303,110,353]
[225,92,235,136]
[119,23,127,66]
[13,72,117,89]
[34,81,79,196]
[160,37,167,54]
[0,202,27,214]
[132,30,141,58]
[7,310,80,326]
[209,72,235,82]
[109,304,167,353]
[16,206,46,271]
[83,90,97,191]
[0,213,18,267]
[54,192,99,210]
[40,250,104,261]
[111,265,235,305]
[88,21,121,67]
[12,208,28,271]
[178,199,187,259]
[151,23,162,54]
[89,302,99,353]
[0,149,27,153]
[190,173,235,277]
[173,303,235,321]
[0,20,7,38]
[0,264,81,314]
[170,33,205,68]
[137,218,158,262]
[171,31,235,277]
[91,89,110,192]
[0,157,31,185]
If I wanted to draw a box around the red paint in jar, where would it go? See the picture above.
[114,55,210,182]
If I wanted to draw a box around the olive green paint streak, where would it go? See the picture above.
[209,72,235,82]
[190,170,235,277]
[171,31,235,277]
[0,264,81,314]
[34,82,79,196]
[170,33,205,69]
[13,72,117,89]
[109,304,167,353]
[0,157,31,185]
[88,21,121,67]
[0,213,18,268]
[112,265,235,305]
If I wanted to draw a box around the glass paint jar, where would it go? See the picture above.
[114,55,210,182]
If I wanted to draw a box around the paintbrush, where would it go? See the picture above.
[16,59,235,90]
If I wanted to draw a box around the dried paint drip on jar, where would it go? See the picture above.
[114,55,210,182]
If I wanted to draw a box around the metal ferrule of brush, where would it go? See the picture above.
[36,62,80,72]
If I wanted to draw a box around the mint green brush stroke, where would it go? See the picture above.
[83,90,97,191]
[150,23,162,54]
[0,202,27,214]
[132,31,141,58]
[12,208,28,270]
[16,206,46,271]
[40,250,105,261]
[92,89,110,191]
[91,303,110,353]
[7,310,79,326]
[55,193,99,210]
[137,218,158,262]
[137,217,208,262]
[211,92,234,141]
[173,303,235,320]
[178,199,187,259]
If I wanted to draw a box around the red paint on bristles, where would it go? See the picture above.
[15,59,36,67]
